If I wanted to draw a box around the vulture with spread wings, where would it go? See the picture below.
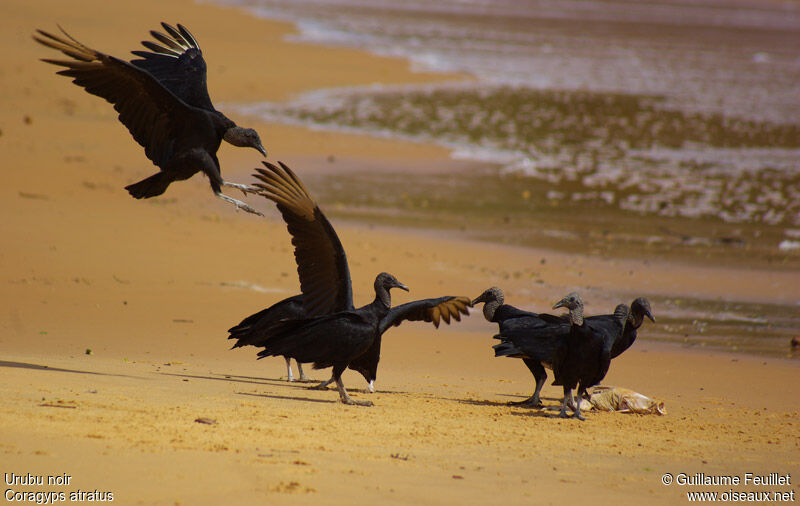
[34,23,266,214]
[228,161,471,406]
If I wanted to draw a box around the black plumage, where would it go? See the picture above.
[472,287,563,407]
[232,161,471,405]
[474,287,654,407]
[606,297,655,358]
[549,292,609,420]
[33,23,266,214]
[228,295,310,382]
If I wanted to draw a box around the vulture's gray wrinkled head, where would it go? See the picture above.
[553,292,584,326]
[472,287,503,306]
[224,126,267,156]
[472,286,504,321]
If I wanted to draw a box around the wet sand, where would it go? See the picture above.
[1,0,798,504]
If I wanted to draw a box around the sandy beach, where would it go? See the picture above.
[2,0,798,504]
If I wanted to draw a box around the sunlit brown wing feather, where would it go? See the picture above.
[253,161,354,316]
[34,27,194,167]
[379,296,472,334]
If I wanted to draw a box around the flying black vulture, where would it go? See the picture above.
[228,295,310,382]
[33,23,266,215]
[234,161,471,406]
[474,287,654,407]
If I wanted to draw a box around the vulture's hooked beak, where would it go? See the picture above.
[646,310,656,323]
[472,293,487,306]
[395,281,409,292]
[552,299,567,310]
[255,143,267,157]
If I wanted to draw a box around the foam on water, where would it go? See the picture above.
[219,0,800,227]
[231,82,800,227]
[214,0,800,123]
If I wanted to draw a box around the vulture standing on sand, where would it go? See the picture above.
[33,23,266,214]
[229,161,471,406]
[474,287,654,407]
[548,292,611,420]
[472,286,561,407]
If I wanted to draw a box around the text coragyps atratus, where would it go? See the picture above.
[475,288,654,407]
[232,161,471,405]
[33,23,266,214]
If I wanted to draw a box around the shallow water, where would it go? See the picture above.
[217,0,800,357]
[221,0,800,122]
[224,0,800,234]
[240,85,800,227]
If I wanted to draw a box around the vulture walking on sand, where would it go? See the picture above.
[34,23,266,214]
[474,287,654,407]
[229,161,471,405]
[473,287,566,407]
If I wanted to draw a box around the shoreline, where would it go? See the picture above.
[213,1,800,276]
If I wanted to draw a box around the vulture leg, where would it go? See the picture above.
[223,180,261,196]
[200,153,262,215]
[214,191,263,216]
[365,380,375,394]
[310,374,334,390]
[509,360,546,407]
[284,357,295,382]
[335,376,373,407]
[296,361,310,382]
[558,387,572,419]
[573,386,586,421]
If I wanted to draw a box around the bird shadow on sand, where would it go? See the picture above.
[494,393,563,404]
[235,391,335,405]
[159,371,319,388]
[0,360,146,379]
[451,398,514,408]
[210,372,321,384]
[443,395,564,418]
[508,409,563,419]
[212,373,410,395]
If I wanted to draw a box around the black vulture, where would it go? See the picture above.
[549,292,614,420]
[474,287,654,407]
[472,287,563,407]
[232,161,471,405]
[33,23,266,215]
[228,295,310,382]
[606,297,655,358]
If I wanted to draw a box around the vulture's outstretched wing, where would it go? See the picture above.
[379,296,471,334]
[253,162,354,316]
[130,22,214,111]
[34,27,194,167]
